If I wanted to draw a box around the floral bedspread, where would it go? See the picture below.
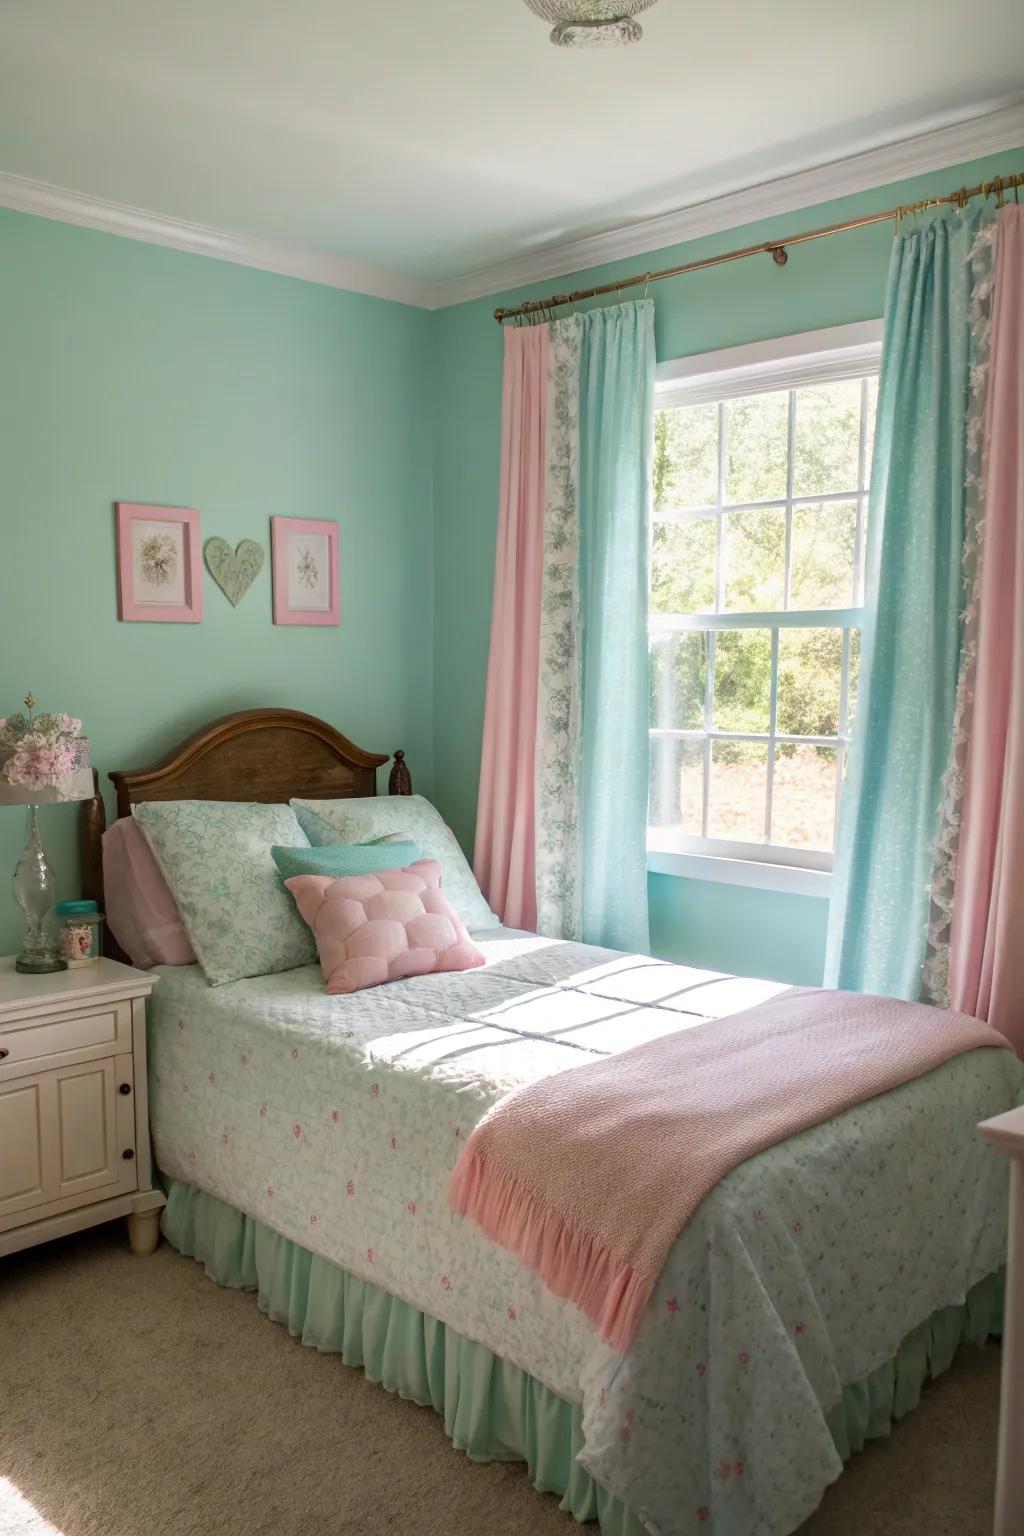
[148,929,1022,1536]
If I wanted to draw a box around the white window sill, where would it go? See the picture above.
[647,848,831,898]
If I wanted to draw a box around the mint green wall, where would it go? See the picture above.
[648,874,829,986]
[432,145,1024,985]
[0,207,435,954]
[2,146,1021,972]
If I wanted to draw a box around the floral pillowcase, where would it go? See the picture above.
[134,800,316,986]
[290,795,498,931]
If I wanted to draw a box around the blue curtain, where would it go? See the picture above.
[826,210,984,996]
[577,301,655,953]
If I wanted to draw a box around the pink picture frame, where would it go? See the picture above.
[116,503,203,623]
[271,517,340,627]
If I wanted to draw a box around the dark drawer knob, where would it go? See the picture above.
[118,1082,132,1095]
[0,1048,8,1060]
[122,1148,135,1160]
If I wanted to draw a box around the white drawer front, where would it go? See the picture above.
[0,1001,132,1078]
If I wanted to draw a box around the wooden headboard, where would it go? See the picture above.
[80,707,412,960]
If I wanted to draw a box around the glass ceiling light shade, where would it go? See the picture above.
[523,0,658,47]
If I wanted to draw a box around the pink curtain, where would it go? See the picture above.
[473,324,549,930]
[950,206,1024,1052]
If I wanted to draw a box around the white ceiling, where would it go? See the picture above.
[1,0,1022,292]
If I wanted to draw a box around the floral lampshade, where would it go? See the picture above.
[0,700,93,805]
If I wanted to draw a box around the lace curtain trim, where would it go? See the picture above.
[921,218,999,1005]
[534,316,583,940]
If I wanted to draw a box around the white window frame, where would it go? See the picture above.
[649,320,883,898]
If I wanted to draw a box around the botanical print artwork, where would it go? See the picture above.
[139,531,177,588]
[271,517,339,625]
[116,503,202,623]
[296,544,319,589]
[287,531,330,611]
[131,519,186,605]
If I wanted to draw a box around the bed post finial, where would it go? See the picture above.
[389,750,412,796]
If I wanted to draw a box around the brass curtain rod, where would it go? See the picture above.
[493,170,1024,324]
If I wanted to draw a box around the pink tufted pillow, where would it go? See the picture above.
[285,859,486,995]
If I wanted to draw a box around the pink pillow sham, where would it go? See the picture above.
[285,858,486,995]
[102,816,196,969]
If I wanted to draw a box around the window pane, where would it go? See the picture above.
[724,391,789,504]
[855,497,867,604]
[708,741,767,842]
[651,519,717,614]
[648,738,703,839]
[650,632,706,730]
[771,745,837,850]
[654,404,718,511]
[864,376,879,488]
[847,627,861,737]
[792,379,861,496]
[722,508,785,612]
[777,628,842,738]
[789,501,857,609]
[712,629,771,733]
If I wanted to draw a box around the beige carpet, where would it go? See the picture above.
[0,1224,1000,1536]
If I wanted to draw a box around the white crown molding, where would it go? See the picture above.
[0,169,436,310]
[1,100,1021,312]
[432,99,1024,309]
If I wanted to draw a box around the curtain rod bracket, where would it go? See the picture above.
[770,246,789,267]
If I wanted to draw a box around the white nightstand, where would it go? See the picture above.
[978,1104,1024,1536]
[0,956,164,1259]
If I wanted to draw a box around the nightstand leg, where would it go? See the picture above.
[126,1208,161,1256]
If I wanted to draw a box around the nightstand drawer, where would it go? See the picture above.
[0,1001,133,1078]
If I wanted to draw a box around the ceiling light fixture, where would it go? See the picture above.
[523,0,659,48]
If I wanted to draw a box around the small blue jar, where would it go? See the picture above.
[56,899,105,967]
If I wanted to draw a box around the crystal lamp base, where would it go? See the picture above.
[13,805,67,974]
[15,952,67,974]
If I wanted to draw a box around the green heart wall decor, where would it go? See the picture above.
[204,537,265,606]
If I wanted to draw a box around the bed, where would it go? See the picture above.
[81,709,1023,1536]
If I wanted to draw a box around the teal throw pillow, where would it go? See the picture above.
[271,841,422,882]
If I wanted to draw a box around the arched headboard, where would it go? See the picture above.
[80,707,412,959]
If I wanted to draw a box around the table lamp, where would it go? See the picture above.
[0,694,93,973]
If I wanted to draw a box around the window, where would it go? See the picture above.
[648,323,881,889]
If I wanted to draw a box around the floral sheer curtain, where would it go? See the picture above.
[830,203,1024,1052]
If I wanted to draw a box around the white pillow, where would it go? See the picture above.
[291,795,498,930]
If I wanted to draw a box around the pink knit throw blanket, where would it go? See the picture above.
[449,987,1009,1352]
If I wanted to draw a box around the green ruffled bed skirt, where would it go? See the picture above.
[162,1178,1004,1534]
